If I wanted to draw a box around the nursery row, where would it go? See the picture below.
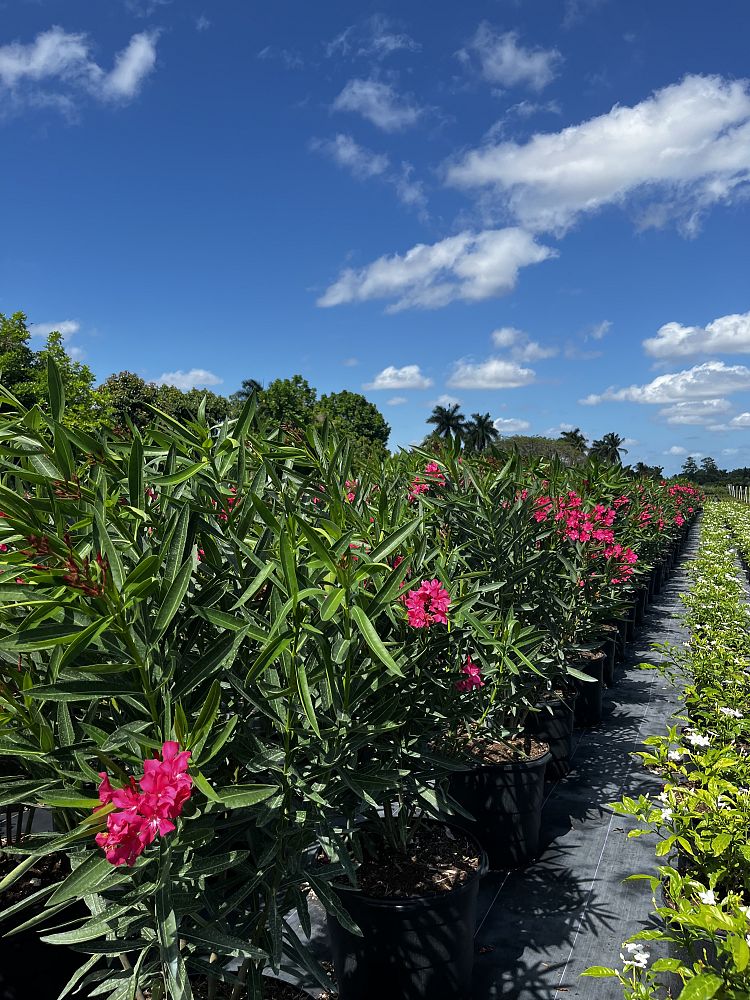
[586,500,750,999]
[0,365,701,999]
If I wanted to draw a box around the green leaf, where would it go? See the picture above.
[368,517,420,563]
[294,660,320,738]
[279,528,299,603]
[305,874,362,937]
[581,967,618,977]
[0,623,84,652]
[730,934,750,972]
[156,847,194,1000]
[47,354,65,422]
[180,926,266,961]
[151,461,207,486]
[211,784,277,809]
[48,853,126,905]
[350,605,403,676]
[321,588,346,621]
[677,974,722,1000]
[128,432,144,509]
[152,555,194,641]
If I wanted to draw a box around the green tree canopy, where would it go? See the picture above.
[316,389,390,460]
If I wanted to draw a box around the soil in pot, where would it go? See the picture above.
[327,823,483,1000]
[526,693,575,780]
[447,735,550,870]
[0,851,85,1000]
[570,650,605,727]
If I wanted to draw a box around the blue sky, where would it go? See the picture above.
[1,0,750,472]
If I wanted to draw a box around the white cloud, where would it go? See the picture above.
[665,445,687,455]
[458,24,561,92]
[545,422,577,435]
[364,365,432,390]
[387,396,408,406]
[447,357,535,389]
[157,369,223,390]
[623,437,639,446]
[581,363,750,405]
[99,31,158,100]
[257,46,304,70]
[431,394,462,408]
[28,319,80,339]
[490,325,557,361]
[318,228,555,311]
[658,399,732,425]
[644,310,750,359]
[310,133,390,179]
[447,74,750,234]
[326,16,420,61]
[589,320,611,340]
[0,27,158,110]
[730,413,750,428]
[493,416,531,433]
[333,78,423,131]
[723,448,739,455]
[195,15,211,32]
[393,162,428,215]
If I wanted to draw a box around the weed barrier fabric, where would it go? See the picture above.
[471,523,698,999]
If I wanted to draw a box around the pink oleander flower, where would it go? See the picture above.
[674,513,685,526]
[94,741,192,867]
[404,579,450,628]
[455,655,485,692]
[344,480,358,503]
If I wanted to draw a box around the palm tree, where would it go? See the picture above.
[235,378,264,402]
[465,412,500,452]
[590,432,628,464]
[559,427,588,454]
[427,403,466,442]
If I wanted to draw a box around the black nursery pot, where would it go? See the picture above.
[448,749,550,869]
[526,697,575,779]
[571,651,605,727]
[0,926,84,1000]
[327,830,485,1000]
[599,637,616,687]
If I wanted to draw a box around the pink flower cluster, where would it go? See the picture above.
[214,487,238,522]
[455,655,484,692]
[345,480,358,503]
[403,579,450,628]
[407,462,446,502]
[534,493,617,544]
[603,543,638,584]
[95,741,192,867]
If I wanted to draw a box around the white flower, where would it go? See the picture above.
[661,808,673,821]
[620,942,650,969]
[719,707,742,718]
[686,732,710,748]
[657,790,669,803]
[698,889,716,905]
[668,749,684,761]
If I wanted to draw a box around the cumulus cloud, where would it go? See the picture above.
[658,399,732,425]
[333,78,424,131]
[28,319,80,339]
[446,74,750,234]
[447,357,535,389]
[318,228,555,311]
[730,413,750,428]
[458,24,561,92]
[364,365,432,390]
[430,394,462,408]
[581,362,750,405]
[665,445,687,455]
[0,27,158,112]
[493,416,531,433]
[326,16,420,61]
[310,133,389,178]
[157,369,223,390]
[491,326,557,361]
[644,310,750,359]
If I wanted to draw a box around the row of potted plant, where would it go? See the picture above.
[0,360,699,999]
[585,499,750,999]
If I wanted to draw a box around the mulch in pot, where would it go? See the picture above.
[352,822,481,899]
[0,850,69,906]
[453,733,549,765]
